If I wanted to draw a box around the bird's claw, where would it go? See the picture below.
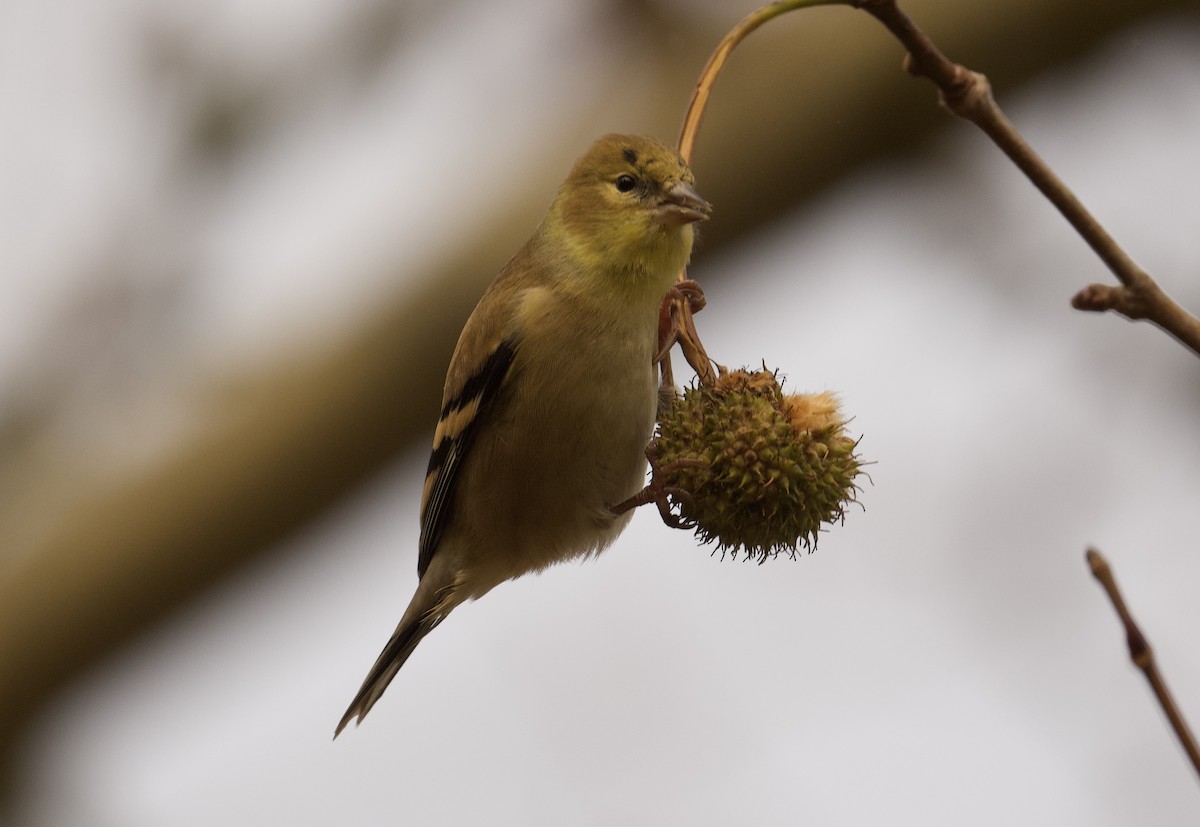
[656,279,706,365]
[611,446,703,530]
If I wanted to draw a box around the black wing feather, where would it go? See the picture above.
[417,339,517,577]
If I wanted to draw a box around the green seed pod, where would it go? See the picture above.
[654,367,863,561]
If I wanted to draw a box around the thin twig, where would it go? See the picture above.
[854,0,1200,356]
[676,0,1200,357]
[1086,548,1200,780]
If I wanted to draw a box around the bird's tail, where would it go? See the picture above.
[334,576,455,738]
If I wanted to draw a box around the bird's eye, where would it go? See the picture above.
[614,174,637,193]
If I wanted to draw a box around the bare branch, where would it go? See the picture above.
[855,0,1200,356]
[1086,548,1200,781]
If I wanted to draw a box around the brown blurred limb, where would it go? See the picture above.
[1086,548,1200,780]
[857,0,1200,357]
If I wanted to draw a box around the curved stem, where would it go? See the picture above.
[671,0,845,386]
[677,0,845,165]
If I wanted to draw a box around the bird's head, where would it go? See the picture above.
[549,134,711,287]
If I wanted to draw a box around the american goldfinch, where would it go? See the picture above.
[335,134,710,736]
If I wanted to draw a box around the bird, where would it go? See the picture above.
[335,133,710,736]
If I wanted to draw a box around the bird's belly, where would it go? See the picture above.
[457,337,657,584]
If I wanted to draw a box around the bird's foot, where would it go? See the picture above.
[611,446,702,530]
[655,279,706,364]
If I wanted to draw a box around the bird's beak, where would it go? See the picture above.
[656,181,712,225]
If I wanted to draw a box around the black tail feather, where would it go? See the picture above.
[334,611,442,738]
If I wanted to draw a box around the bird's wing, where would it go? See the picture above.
[418,333,517,578]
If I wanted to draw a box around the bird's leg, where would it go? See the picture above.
[611,443,703,530]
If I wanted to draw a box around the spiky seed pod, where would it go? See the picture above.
[654,367,862,561]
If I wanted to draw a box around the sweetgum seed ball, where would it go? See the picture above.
[654,368,862,560]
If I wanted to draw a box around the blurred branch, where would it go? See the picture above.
[1086,549,1200,780]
